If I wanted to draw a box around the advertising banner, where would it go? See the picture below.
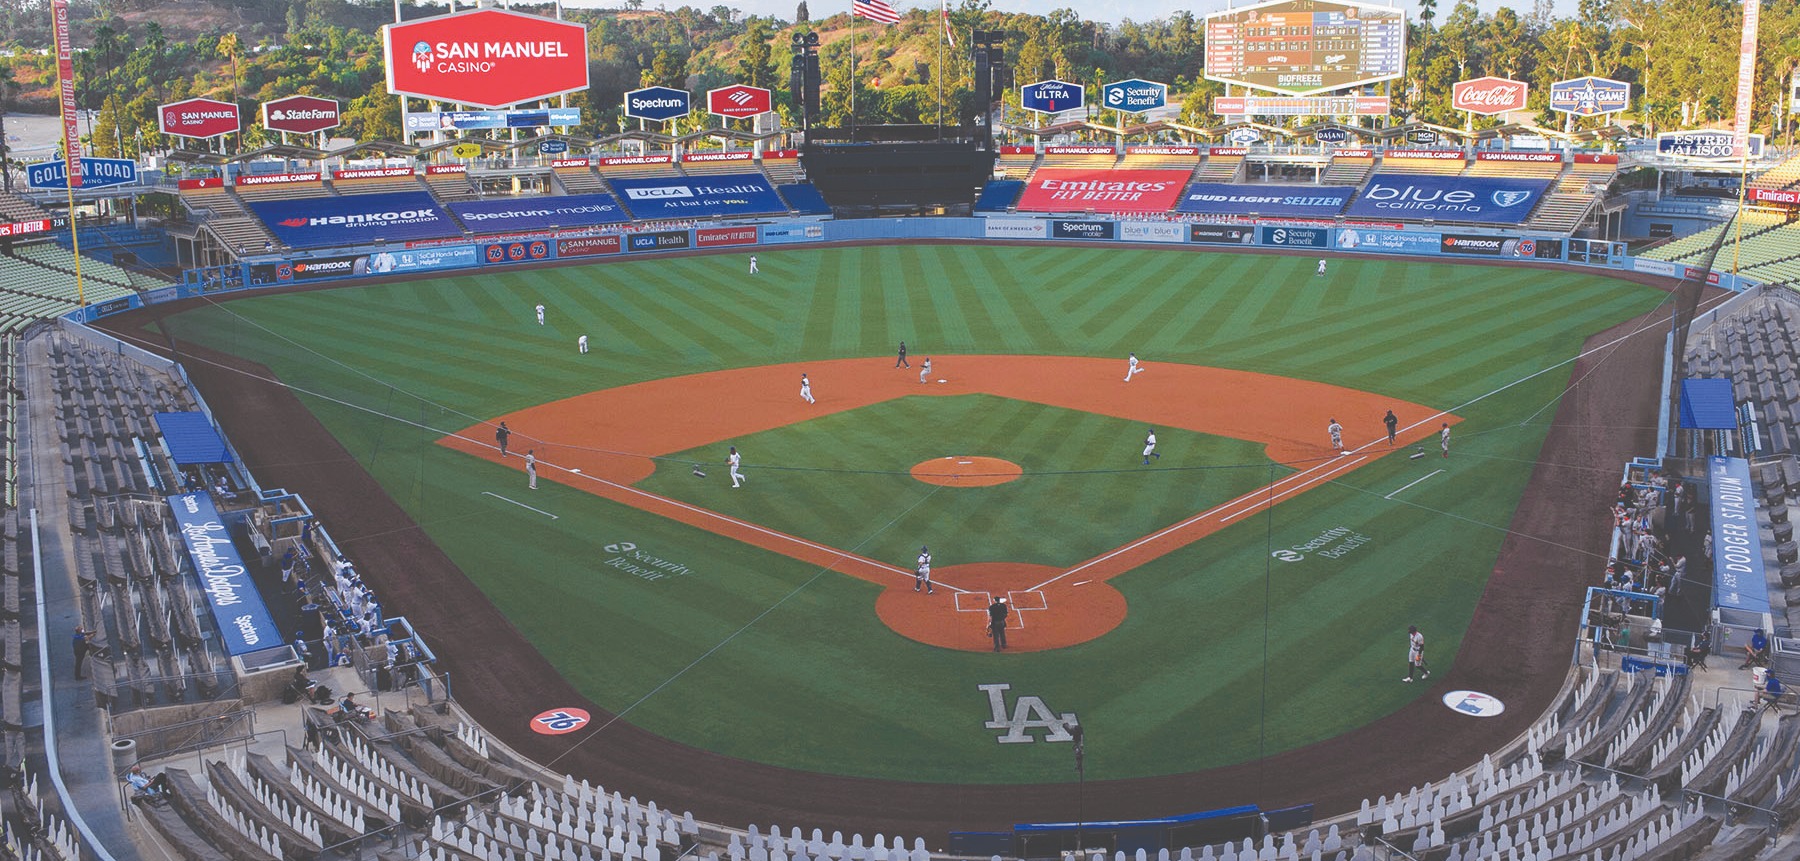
[1346,174,1550,224]
[599,155,672,166]
[1385,149,1463,160]
[177,178,224,190]
[707,85,773,119]
[1657,130,1764,160]
[1734,0,1761,158]
[249,191,462,249]
[1188,224,1258,245]
[1314,128,1349,142]
[26,157,137,190]
[551,158,590,168]
[1020,80,1084,114]
[1212,95,1390,115]
[235,172,322,186]
[262,95,340,134]
[51,0,81,186]
[1052,220,1117,240]
[984,218,1049,239]
[367,244,480,274]
[1452,77,1528,115]
[1548,76,1631,116]
[1015,169,1190,214]
[160,97,240,139]
[1633,258,1680,277]
[449,193,627,234]
[482,239,554,265]
[334,166,415,180]
[288,255,364,280]
[1259,225,1330,248]
[625,86,691,121]
[760,224,826,244]
[1128,146,1200,155]
[1475,151,1560,163]
[1710,456,1770,613]
[627,230,691,252]
[1177,183,1356,217]
[1044,145,1115,155]
[1333,227,1440,253]
[1102,79,1167,112]
[607,173,786,219]
[427,164,469,175]
[539,140,568,155]
[556,235,623,258]
[683,151,754,163]
[1120,222,1184,243]
[384,8,589,109]
[0,216,68,239]
[167,492,283,656]
[403,107,581,132]
[1750,188,1800,206]
[1438,233,1515,256]
[695,225,760,248]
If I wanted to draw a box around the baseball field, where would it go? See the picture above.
[139,243,1668,819]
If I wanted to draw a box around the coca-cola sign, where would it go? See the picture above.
[1452,77,1529,116]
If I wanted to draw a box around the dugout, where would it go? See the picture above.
[966,803,1274,859]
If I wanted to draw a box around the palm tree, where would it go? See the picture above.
[218,32,241,103]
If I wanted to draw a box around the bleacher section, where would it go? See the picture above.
[1033,150,1118,174]
[0,190,50,223]
[1750,152,1800,191]
[763,155,804,186]
[422,167,479,202]
[1644,211,1800,285]
[1320,152,1375,185]
[180,183,279,253]
[1645,212,1787,264]
[13,243,165,293]
[0,251,138,333]
[1193,151,1246,182]
[1685,292,1800,455]
[554,164,612,195]
[1525,158,1618,234]
[995,148,1039,179]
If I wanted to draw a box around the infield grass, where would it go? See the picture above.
[157,244,1667,782]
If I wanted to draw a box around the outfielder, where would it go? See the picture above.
[915,546,933,594]
[578,335,589,354]
[1142,428,1161,465]
[1124,352,1145,382]
[525,450,538,490]
[1404,625,1430,682]
[800,374,815,404]
[920,357,932,384]
[728,446,745,488]
[535,303,545,325]
[1316,259,1327,276]
[1440,422,1451,458]
[749,255,759,275]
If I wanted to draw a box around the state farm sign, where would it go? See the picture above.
[707,85,773,119]
[1452,77,1528,116]
[262,95,340,134]
[384,8,589,109]
[160,98,240,139]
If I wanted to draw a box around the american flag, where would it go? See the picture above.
[853,0,901,23]
[941,0,955,45]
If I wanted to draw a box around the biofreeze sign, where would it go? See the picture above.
[167,492,282,656]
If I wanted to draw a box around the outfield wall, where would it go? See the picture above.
[78,216,1753,322]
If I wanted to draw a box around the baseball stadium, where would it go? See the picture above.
[3,0,1800,859]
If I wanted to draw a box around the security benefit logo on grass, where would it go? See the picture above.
[980,684,1078,744]
[1269,526,1372,563]
[601,541,694,581]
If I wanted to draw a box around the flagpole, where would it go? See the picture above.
[937,0,945,135]
[850,12,857,140]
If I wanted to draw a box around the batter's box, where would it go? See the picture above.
[955,591,993,612]
[1007,590,1047,611]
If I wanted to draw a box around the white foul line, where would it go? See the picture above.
[1385,469,1444,500]
[1217,455,1366,523]
[483,491,560,519]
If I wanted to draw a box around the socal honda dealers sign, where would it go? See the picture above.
[1015,169,1190,215]
[262,95,341,134]
[1452,77,1528,115]
[707,85,773,119]
[160,98,240,139]
[384,8,589,109]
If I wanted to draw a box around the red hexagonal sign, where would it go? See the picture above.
[262,95,341,135]
[706,85,773,120]
[158,98,241,139]
[383,8,589,110]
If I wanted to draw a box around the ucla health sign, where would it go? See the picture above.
[167,492,282,656]
[249,191,463,249]
[26,157,138,189]
[607,173,787,219]
[1020,79,1084,114]
[449,193,626,233]
[1102,79,1166,112]
[1346,174,1549,224]
[1177,183,1355,217]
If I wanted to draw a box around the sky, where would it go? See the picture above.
[563,0,1576,27]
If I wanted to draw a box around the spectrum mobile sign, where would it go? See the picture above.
[384,8,589,109]
[159,98,240,139]
[625,86,691,122]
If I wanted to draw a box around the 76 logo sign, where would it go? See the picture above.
[531,707,591,734]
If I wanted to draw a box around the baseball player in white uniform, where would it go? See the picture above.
[578,335,589,354]
[1440,423,1451,458]
[920,357,932,384]
[800,374,815,404]
[728,446,745,488]
[914,546,933,594]
[1316,259,1327,276]
[1328,418,1343,452]
[535,303,545,325]
[1142,428,1161,465]
[1124,352,1145,381]
[526,450,538,489]
[749,255,759,275]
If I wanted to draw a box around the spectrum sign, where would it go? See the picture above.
[384,8,589,109]
[625,86,691,121]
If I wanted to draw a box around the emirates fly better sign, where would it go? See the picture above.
[384,8,589,109]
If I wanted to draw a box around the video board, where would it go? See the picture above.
[1204,0,1405,96]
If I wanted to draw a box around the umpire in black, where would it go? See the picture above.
[987,597,1009,651]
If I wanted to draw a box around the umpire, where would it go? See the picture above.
[987,597,1009,651]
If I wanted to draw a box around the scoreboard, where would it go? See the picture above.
[1204,0,1406,96]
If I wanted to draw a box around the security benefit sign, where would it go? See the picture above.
[607,173,787,219]
[248,191,464,249]
[1014,169,1190,215]
[1102,79,1167,112]
[1176,183,1356,218]
[167,492,282,656]
[1345,174,1550,224]
[448,193,627,234]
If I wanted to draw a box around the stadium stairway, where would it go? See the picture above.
[1194,151,1247,182]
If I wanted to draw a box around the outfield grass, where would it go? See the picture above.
[158,245,1666,782]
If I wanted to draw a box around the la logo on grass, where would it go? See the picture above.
[980,684,1076,744]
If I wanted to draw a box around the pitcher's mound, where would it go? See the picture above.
[909,456,1022,487]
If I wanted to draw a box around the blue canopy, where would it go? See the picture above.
[1679,378,1737,430]
[154,412,232,465]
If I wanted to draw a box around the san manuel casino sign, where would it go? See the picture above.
[384,8,589,109]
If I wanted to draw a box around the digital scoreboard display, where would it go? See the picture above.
[1204,0,1406,96]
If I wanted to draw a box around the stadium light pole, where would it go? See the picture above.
[1066,715,1085,857]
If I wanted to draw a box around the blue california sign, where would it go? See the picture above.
[1102,79,1166,113]
[27,157,139,190]
[624,86,692,122]
[1020,79,1084,114]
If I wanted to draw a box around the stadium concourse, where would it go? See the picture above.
[1,136,1800,861]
